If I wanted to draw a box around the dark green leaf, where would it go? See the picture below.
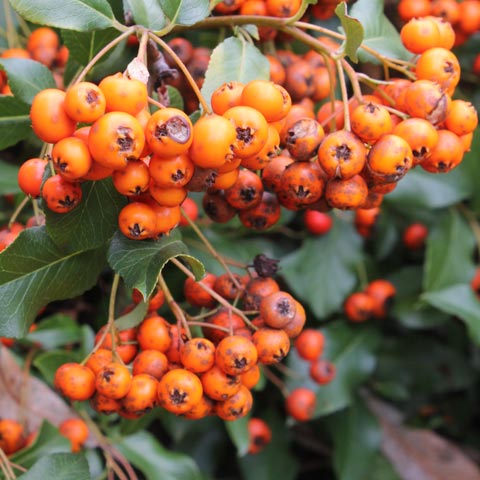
[26,314,82,349]
[287,322,380,417]
[281,218,363,318]
[349,0,411,63]
[33,350,79,385]
[160,0,209,27]
[423,285,480,344]
[0,226,107,337]
[107,229,204,299]
[336,2,364,63]
[360,454,400,480]
[0,160,21,194]
[459,130,480,213]
[225,416,250,457]
[201,37,269,110]
[9,0,116,31]
[116,431,202,480]
[10,422,71,469]
[115,300,148,329]
[423,210,476,291]
[123,0,166,30]
[61,28,120,67]
[326,397,381,480]
[0,96,32,149]
[46,178,127,251]
[0,58,56,104]
[18,453,90,480]
[385,167,472,210]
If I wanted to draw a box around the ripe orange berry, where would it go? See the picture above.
[0,419,25,455]
[202,309,246,345]
[52,136,93,180]
[132,349,169,380]
[157,368,203,414]
[137,315,172,352]
[27,27,59,67]
[118,202,157,240]
[216,385,253,421]
[238,191,281,230]
[96,362,132,399]
[201,365,241,401]
[240,363,261,389]
[248,418,272,454]
[184,272,217,309]
[294,328,325,361]
[420,129,464,174]
[182,395,215,420]
[54,362,96,401]
[112,159,150,196]
[180,337,216,373]
[444,100,478,136]
[286,387,316,421]
[30,89,76,144]
[325,175,369,210]
[59,418,89,453]
[64,82,106,123]
[42,175,82,214]
[17,158,48,198]
[243,276,280,311]
[398,0,431,21]
[351,102,393,144]
[211,81,245,115]
[85,348,114,375]
[403,222,429,250]
[122,373,158,414]
[241,80,291,122]
[224,169,264,210]
[265,0,301,17]
[400,17,441,54]
[98,72,148,116]
[94,326,138,365]
[260,291,297,329]
[252,328,290,365]
[404,80,450,125]
[179,197,199,226]
[215,335,258,376]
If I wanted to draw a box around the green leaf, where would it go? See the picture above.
[160,0,209,27]
[423,285,480,344]
[385,167,473,210]
[0,160,21,194]
[360,454,400,480]
[336,2,364,63]
[0,58,56,104]
[286,322,380,417]
[123,0,166,30]
[423,210,476,292]
[107,229,205,299]
[115,300,149,329]
[281,218,363,318]
[18,453,90,480]
[61,28,120,68]
[166,85,185,110]
[349,0,411,63]
[0,96,31,149]
[33,350,79,385]
[10,422,71,469]
[9,0,116,31]
[26,314,82,349]
[201,37,270,110]
[225,416,250,457]
[0,226,107,337]
[326,397,381,480]
[116,431,202,480]
[45,178,127,251]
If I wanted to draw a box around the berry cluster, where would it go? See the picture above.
[52,265,317,422]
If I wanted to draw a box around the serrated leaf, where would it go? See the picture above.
[201,37,269,110]
[116,431,202,480]
[0,159,21,194]
[385,167,473,210]
[9,0,116,31]
[326,397,381,480]
[18,453,90,480]
[107,229,204,299]
[423,285,480,344]
[225,416,250,457]
[160,0,209,27]
[423,210,476,292]
[61,28,120,67]
[10,422,71,469]
[0,226,107,337]
[336,2,364,63]
[281,218,363,318]
[115,300,148,329]
[0,58,56,104]
[349,0,411,63]
[45,178,127,252]
[123,0,166,30]
[286,322,380,417]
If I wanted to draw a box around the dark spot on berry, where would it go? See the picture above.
[155,116,191,144]
[236,127,253,145]
[170,389,187,405]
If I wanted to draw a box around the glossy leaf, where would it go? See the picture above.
[327,397,381,480]
[123,0,166,30]
[116,431,202,480]
[0,58,56,105]
[45,178,127,252]
[287,322,380,417]
[18,453,90,480]
[61,28,120,67]
[0,159,22,194]
[423,285,480,344]
[0,227,107,337]
[336,2,364,62]
[107,229,204,299]
[115,300,148,329]
[10,422,71,469]
[225,416,250,457]
[160,0,210,27]
[201,37,269,110]
[423,210,476,292]
[349,0,410,63]
[281,218,363,318]
[9,0,116,31]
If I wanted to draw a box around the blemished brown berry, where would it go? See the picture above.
[282,300,307,339]
[90,393,121,415]
[285,117,325,162]
[157,368,203,414]
[238,191,281,231]
[213,273,245,301]
[325,174,368,210]
[215,335,258,376]
[344,292,375,323]
[310,358,336,385]
[132,349,169,380]
[243,276,280,311]
[201,365,241,401]
[294,329,325,361]
[215,385,253,421]
[260,291,297,329]
[286,387,316,421]
[122,374,158,414]
[202,309,246,345]
[202,189,238,223]
[54,362,96,401]
[96,362,132,400]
